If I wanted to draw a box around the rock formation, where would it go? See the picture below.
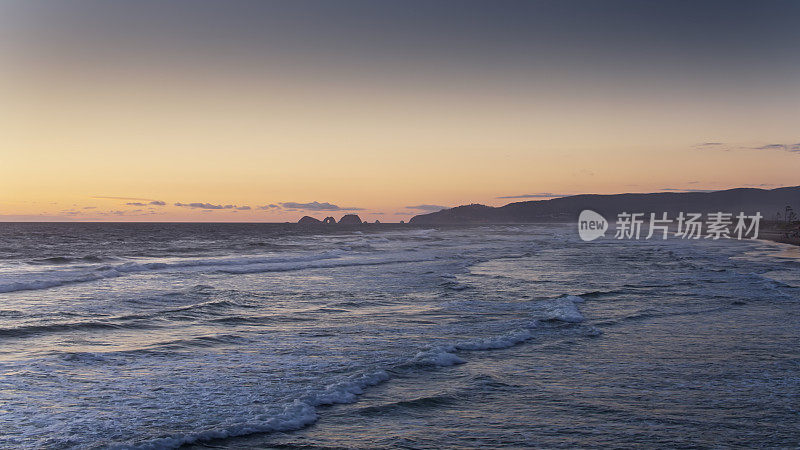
[297,216,322,225]
[322,217,336,224]
[338,214,362,225]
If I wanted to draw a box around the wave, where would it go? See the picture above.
[578,289,625,298]
[407,327,538,369]
[0,298,244,340]
[207,315,276,325]
[540,295,585,323]
[216,254,434,275]
[440,280,471,291]
[0,270,117,294]
[29,255,117,265]
[0,298,275,340]
[130,399,319,449]
[410,348,466,367]
[356,393,457,414]
[127,371,390,449]
[54,334,250,361]
[0,319,148,339]
[0,250,431,294]
[453,328,535,350]
[125,318,560,449]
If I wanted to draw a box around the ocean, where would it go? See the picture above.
[0,223,798,448]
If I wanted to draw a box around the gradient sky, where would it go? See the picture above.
[2,0,799,222]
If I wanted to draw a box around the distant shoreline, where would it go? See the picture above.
[758,229,800,247]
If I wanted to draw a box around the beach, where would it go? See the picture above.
[759,224,800,247]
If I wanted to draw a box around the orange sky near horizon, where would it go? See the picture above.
[1,1,799,222]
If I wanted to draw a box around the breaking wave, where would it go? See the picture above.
[0,250,432,294]
[121,316,564,449]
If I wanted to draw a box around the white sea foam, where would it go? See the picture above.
[412,347,466,366]
[127,370,391,449]
[218,253,434,274]
[454,328,535,350]
[563,294,585,303]
[541,295,585,322]
[129,400,319,449]
[0,251,432,294]
[4,308,552,448]
[305,370,390,405]
[0,271,114,294]
[129,324,537,448]
[13,322,546,449]
[410,327,538,369]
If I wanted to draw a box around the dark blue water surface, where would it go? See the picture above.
[0,223,798,448]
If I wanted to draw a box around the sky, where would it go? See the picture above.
[1,0,799,222]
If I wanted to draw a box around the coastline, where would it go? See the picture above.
[759,227,800,247]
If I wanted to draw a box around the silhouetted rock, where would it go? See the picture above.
[399,220,405,224]
[323,217,336,224]
[338,214,362,225]
[374,220,381,224]
[297,216,321,225]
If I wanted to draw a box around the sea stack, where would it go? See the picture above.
[297,216,322,225]
[338,214,362,225]
[323,217,336,224]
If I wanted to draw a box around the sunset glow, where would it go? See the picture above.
[2,1,798,222]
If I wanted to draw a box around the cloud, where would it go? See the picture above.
[127,200,166,206]
[750,143,800,152]
[279,201,364,211]
[496,193,564,199]
[694,142,724,147]
[173,202,251,210]
[96,196,167,206]
[97,210,136,216]
[697,141,800,153]
[53,208,163,217]
[405,204,448,212]
[258,204,280,210]
[174,202,236,210]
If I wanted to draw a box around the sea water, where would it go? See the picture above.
[0,223,798,448]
